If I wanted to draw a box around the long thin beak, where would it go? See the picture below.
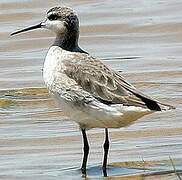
[10,23,42,36]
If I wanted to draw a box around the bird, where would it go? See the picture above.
[11,6,175,177]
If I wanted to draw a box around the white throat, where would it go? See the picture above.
[43,19,67,35]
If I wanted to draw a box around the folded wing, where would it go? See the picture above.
[63,53,173,111]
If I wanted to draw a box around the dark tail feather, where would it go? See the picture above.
[137,95,161,111]
[157,101,175,111]
[135,93,175,111]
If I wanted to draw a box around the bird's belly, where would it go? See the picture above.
[76,106,152,129]
[51,92,152,129]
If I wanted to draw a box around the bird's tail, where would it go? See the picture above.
[157,101,175,111]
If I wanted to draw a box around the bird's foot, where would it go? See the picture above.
[81,167,87,178]
[103,168,108,177]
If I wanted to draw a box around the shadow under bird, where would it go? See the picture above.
[11,6,175,177]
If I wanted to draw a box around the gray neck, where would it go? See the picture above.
[53,29,86,53]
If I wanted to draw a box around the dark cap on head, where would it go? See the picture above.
[47,7,79,26]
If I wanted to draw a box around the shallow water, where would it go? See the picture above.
[0,0,182,179]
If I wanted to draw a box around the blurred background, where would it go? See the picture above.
[0,0,182,179]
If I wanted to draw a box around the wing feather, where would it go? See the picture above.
[63,53,171,111]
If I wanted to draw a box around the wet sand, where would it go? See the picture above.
[0,0,182,179]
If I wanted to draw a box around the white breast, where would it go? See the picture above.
[43,46,69,89]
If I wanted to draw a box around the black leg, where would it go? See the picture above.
[81,129,89,177]
[103,128,109,177]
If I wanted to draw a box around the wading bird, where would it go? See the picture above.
[11,6,174,177]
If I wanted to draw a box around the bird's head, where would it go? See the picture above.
[11,6,79,36]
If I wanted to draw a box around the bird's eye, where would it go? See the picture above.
[48,14,58,21]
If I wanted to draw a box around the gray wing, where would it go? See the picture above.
[63,53,168,111]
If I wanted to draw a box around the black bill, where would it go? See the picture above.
[10,23,42,36]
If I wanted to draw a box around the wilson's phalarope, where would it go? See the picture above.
[11,6,174,177]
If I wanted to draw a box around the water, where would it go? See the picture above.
[0,0,182,179]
